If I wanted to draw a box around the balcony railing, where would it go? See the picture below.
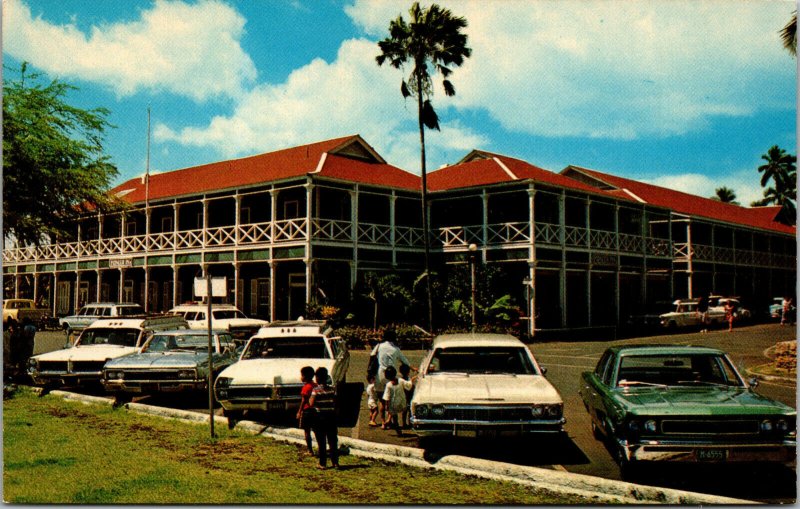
[3,218,793,270]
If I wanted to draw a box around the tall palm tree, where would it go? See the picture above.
[712,187,739,204]
[376,2,471,331]
[781,11,797,56]
[755,145,797,225]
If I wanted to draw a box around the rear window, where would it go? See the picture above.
[242,337,328,359]
[117,305,144,316]
[78,328,140,347]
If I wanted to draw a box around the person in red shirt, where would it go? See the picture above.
[296,366,317,456]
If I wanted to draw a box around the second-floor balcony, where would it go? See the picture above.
[2,218,794,270]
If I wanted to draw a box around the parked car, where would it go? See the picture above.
[658,299,725,329]
[770,297,785,319]
[168,303,269,345]
[410,333,565,441]
[709,297,751,321]
[28,315,188,389]
[214,320,349,425]
[3,298,49,326]
[102,329,239,397]
[59,302,145,335]
[579,345,796,478]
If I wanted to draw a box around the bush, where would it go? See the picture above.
[333,323,433,351]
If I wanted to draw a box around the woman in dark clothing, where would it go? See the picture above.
[309,367,339,469]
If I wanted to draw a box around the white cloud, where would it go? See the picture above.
[643,170,766,206]
[154,38,488,172]
[3,0,256,101]
[346,0,795,140]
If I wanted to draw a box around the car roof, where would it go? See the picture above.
[83,302,142,307]
[608,344,726,356]
[170,304,238,310]
[431,333,525,349]
[152,329,230,335]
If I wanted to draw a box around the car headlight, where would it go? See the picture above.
[643,419,658,433]
[430,405,445,417]
[178,369,196,379]
[760,419,773,432]
[413,404,430,418]
[776,419,788,432]
[544,404,563,418]
[106,371,124,380]
[27,358,38,369]
[531,406,544,417]
[627,420,640,432]
[216,377,232,388]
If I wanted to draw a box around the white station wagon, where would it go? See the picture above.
[169,303,269,345]
[214,320,349,424]
[28,315,188,389]
[410,333,565,440]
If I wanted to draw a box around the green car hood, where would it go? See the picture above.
[612,387,795,417]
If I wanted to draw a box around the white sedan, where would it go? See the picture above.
[410,333,565,440]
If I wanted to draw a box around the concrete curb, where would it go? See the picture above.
[746,366,797,386]
[47,389,754,505]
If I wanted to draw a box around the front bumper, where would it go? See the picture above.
[103,379,207,393]
[215,384,302,412]
[412,417,566,437]
[619,438,797,463]
[29,371,102,387]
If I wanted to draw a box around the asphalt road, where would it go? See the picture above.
[28,322,797,503]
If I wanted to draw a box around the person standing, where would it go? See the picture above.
[696,294,709,333]
[370,327,416,424]
[296,366,317,457]
[381,365,415,435]
[724,300,735,332]
[309,367,339,470]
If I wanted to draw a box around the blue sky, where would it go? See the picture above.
[3,0,796,205]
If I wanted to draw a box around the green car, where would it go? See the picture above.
[579,345,796,476]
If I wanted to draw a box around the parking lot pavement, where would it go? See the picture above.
[27,323,797,503]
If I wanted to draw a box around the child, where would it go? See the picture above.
[366,373,380,427]
[398,363,414,429]
[296,365,317,456]
[381,365,414,435]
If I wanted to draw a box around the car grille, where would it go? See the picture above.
[38,361,68,372]
[661,419,759,435]
[120,370,188,381]
[221,384,303,401]
[38,361,105,373]
[442,406,533,421]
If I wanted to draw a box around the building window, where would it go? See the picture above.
[126,221,137,236]
[162,217,174,233]
[284,200,300,219]
[240,207,251,224]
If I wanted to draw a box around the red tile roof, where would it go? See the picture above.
[314,153,420,190]
[109,135,419,203]
[427,153,616,196]
[563,165,795,234]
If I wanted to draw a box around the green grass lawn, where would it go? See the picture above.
[4,387,593,504]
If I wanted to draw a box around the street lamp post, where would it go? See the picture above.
[522,276,533,339]
[469,243,478,331]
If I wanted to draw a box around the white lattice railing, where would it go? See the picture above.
[534,223,561,244]
[589,229,616,250]
[564,225,588,247]
[438,225,482,247]
[357,223,392,244]
[646,238,671,257]
[206,226,236,247]
[395,226,424,247]
[273,218,307,242]
[239,222,272,243]
[313,219,352,242]
[487,222,530,244]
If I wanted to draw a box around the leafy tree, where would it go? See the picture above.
[3,63,119,246]
[752,145,796,224]
[363,273,412,330]
[781,11,797,56]
[712,187,739,204]
[376,2,472,331]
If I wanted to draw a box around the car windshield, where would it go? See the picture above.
[78,328,140,347]
[145,333,210,352]
[427,346,537,375]
[241,337,328,359]
[213,310,245,320]
[118,305,145,316]
[616,354,743,388]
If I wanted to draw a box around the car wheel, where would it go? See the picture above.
[223,409,243,429]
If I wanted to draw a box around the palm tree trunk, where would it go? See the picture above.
[416,73,434,332]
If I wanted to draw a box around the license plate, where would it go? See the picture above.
[266,401,286,411]
[697,448,726,461]
[476,429,498,439]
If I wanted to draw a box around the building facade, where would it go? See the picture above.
[3,135,796,331]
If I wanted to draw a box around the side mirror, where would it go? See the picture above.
[540,366,548,376]
[748,376,759,389]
